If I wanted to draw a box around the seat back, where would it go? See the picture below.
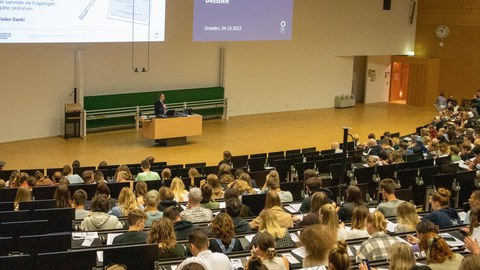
[231,155,249,169]
[36,249,97,270]
[242,193,267,216]
[376,164,396,180]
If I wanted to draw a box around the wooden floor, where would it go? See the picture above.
[0,102,437,171]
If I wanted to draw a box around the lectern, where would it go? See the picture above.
[64,103,82,139]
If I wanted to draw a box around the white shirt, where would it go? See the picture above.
[177,250,233,270]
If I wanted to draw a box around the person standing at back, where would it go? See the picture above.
[136,159,160,181]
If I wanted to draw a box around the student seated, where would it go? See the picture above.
[144,190,163,227]
[135,159,161,181]
[147,217,187,259]
[180,188,213,223]
[109,187,144,218]
[247,209,295,250]
[112,209,148,244]
[357,211,399,261]
[407,220,463,269]
[225,197,251,233]
[249,191,295,230]
[208,213,243,254]
[176,228,233,270]
[164,206,198,240]
[300,176,333,213]
[299,224,336,268]
[248,232,290,270]
[347,205,370,239]
[73,189,89,220]
[376,178,404,217]
[80,195,123,231]
[423,188,461,228]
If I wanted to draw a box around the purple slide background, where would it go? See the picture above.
[193,0,293,41]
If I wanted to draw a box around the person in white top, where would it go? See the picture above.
[177,228,233,270]
[347,205,370,239]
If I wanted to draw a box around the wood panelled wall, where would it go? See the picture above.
[415,0,480,101]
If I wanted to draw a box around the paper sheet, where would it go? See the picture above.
[290,233,300,243]
[72,232,99,240]
[244,234,255,242]
[292,246,308,258]
[106,233,123,245]
[219,202,226,209]
[97,251,103,263]
[288,203,302,212]
[458,212,467,222]
[281,253,300,264]
[386,220,398,233]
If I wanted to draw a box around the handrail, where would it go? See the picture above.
[84,98,228,133]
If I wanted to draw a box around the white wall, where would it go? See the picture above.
[364,56,392,103]
[0,0,416,143]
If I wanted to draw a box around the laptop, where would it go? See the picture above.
[165,109,176,117]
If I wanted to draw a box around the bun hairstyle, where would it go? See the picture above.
[247,256,268,270]
[366,211,387,232]
[255,232,276,260]
[431,188,451,207]
[328,241,350,270]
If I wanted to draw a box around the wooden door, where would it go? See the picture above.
[391,56,440,106]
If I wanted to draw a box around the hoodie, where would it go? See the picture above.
[423,207,462,228]
[300,188,334,213]
[174,220,198,240]
[232,216,250,233]
[158,200,183,212]
[80,212,124,231]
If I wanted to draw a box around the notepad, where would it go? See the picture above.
[440,233,464,247]
[292,246,308,258]
[281,253,300,264]
[386,220,398,232]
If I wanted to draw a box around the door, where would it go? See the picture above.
[391,56,440,106]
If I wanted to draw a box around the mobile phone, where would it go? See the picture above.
[362,259,371,270]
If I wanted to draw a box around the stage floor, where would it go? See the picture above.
[0,102,437,171]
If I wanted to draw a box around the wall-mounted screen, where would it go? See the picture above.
[193,0,293,41]
[0,0,165,43]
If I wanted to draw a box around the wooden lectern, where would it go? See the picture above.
[141,114,202,146]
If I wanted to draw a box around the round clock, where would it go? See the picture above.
[436,25,449,39]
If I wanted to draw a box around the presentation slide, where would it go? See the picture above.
[0,0,165,43]
[193,0,293,41]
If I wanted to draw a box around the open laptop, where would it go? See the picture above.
[165,109,176,117]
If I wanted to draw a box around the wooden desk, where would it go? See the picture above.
[141,114,202,146]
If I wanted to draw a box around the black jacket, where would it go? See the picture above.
[174,220,197,240]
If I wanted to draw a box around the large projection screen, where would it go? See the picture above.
[193,0,293,41]
[0,0,166,43]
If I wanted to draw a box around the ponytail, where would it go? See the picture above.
[366,211,387,232]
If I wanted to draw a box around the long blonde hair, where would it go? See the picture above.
[170,177,187,202]
[117,187,140,216]
[388,242,416,270]
[319,204,339,236]
[397,202,420,232]
[259,209,286,239]
[367,211,387,233]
